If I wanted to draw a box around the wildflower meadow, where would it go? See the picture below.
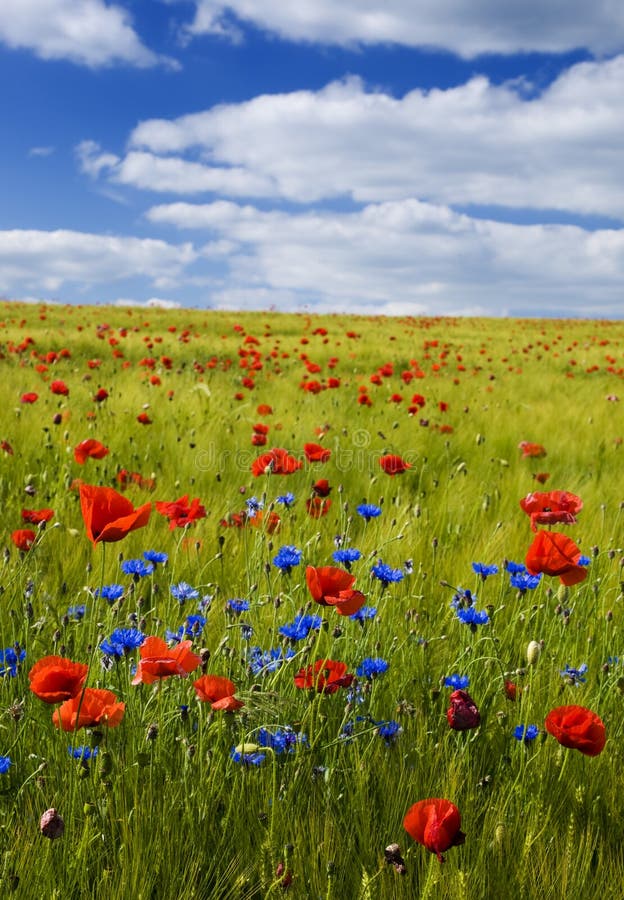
[0,302,622,899]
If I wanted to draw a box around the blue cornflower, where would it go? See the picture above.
[198,595,213,612]
[170,582,199,604]
[376,720,402,745]
[100,628,146,658]
[95,583,124,604]
[444,674,470,690]
[240,623,254,640]
[248,646,295,675]
[0,756,12,774]
[560,663,588,686]
[166,614,207,643]
[332,547,362,568]
[279,614,322,641]
[350,605,378,623]
[356,503,382,521]
[472,562,499,580]
[371,561,404,587]
[514,724,540,743]
[273,545,302,573]
[67,605,86,621]
[68,746,99,760]
[455,606,490,627]
[356,657,389,679]
[510,571,542,592]
[450,587,475,609]
[245,496,264,519]
[230,747,265,766]
[226,598,250,615]
[256,727,308,754]
[121,559,154,578]
[143,550,168,566]
[578,555,591,566]
[505,561,527,575]
[0,646,25,677]
[276,492,295,508]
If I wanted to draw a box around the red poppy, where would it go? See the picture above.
[257,404,273,415]
[0,440,13,455]
[11,529,36,552]
[20,392,38,404]
[379,454,412,476]
[533,472,550,484]
[403,798,465,863]
[306,565,366,616]
[193,675,244,711]
[306,497,332,518]
[447,689,480,730]
[303,442,331,463]
[155,494,206,529]
[519,490,583,532]
[79,483,151,545]
[74,439,109,464]
[525,530,587,586]
[294,659,354,694]
[132,636,201,685]
[52,687,125,731]
[545,705,606,756]
[21,508,54,524]
[50,380,69,396]
[93,388,109,402]
[504,680,521,701]
[251,433,267,446]
[137,412,152,424]
[518,441,547,458]
[251,447,302,477]
[312,479,331,497]
[28,656,89,703]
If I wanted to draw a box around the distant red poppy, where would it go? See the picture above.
[21,508,54,525]
[403,798,465,863]
[11,529,36,552]
[306,497,332,518]
[447,689,480,730]
[93,388,109,402]
[79,483,151,545]
[533,472,551,484]
[155,494,206,529]
[504,680,521,701]
[137,412,152,424]
[74,439,109,465]
[50,380,69,396]
[379,454,412,475]
[251,447,302,477]
[520,490,583,532]
[303,443,331,463]
[20,392,38,404]
[257,404,273,415]
[0,440,13,455]
[545,705,606,756]
[306,565,366,616]
[525,530,587,586]
[518,441,547,458]
[312,479,331,497]
[28,655,89,703]
[294,659,354,694]
[132,636,201,685]
[53,687,125,731]
[193,674,244,711]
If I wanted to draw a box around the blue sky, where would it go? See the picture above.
[1,1,623,318]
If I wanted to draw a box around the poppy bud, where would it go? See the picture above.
[40,808,64,840]
[527,641,541,665]
[447,689,480,730]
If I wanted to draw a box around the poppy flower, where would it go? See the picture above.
[379,454,412,476]
[93,388,109,402]
[155,495,206,529]
[137,412,152,425]
[520,490,583,532]
[294,659,354,694]
[446,689,480,730]
[306,565,366,616]
[193,675,244,711]
[11,529,36,552]
[533,472,550,484]
[21,508,55,525]
[52,687,125,731]
[0,440,13,455]
[544,705,606,756]
[303,443,331,463]
[257,404,273,415]
[79,483,151,546]
[518,441,547,458]
[306,497,332,518]
[74,439,109,465]
[525,530,587,586]
[20,392,38,404]
[28,656,89,703]
[50,380,69,396]
[132,636,201,685]
[251,448,302,477]
[312,479,331,497]
[403,798,465,863]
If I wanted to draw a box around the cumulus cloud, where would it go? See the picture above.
[0,0,176,68]
[97,59,624,219]
[146,199,624,317]
[0,229,197,294]
[177,0,624,57]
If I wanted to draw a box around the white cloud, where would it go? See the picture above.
[178,0,624,57]
[113,296,183,309]
[108,59,624,219]
[28,146,55,158]
[0,0,176,68]
[147,198,624,317]
[0,229,197,294]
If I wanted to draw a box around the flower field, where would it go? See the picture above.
[0,302,622,898]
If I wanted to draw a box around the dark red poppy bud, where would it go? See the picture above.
[447,689,480,731]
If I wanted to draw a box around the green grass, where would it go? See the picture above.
[0,302,622,898]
